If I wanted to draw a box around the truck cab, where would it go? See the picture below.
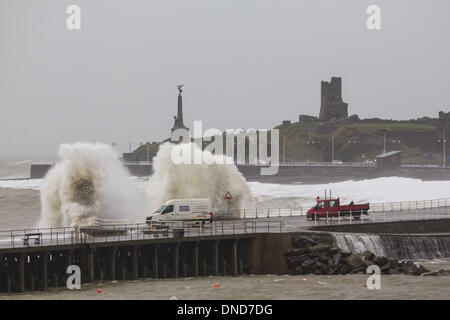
[309,199,340,216]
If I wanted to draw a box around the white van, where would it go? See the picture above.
[146,198,213,224]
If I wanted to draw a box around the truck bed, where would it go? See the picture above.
[340,203,370,212]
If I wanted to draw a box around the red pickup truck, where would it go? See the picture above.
[307,198,370,220]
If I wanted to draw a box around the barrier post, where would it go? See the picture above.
[338,210,341,225]
[278,208,281,218]
[267,208,270,218]
[255,208,258,219]
[243,208,246,219]
[326,211,328,225]
[350,210,352,224]
[361,209,364,224]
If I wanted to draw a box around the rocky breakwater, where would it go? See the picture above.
[284,233,442,276]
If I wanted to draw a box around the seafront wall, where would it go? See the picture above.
[30,163,450,183]
[310,218,450,234]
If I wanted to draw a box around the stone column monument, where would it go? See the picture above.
[171,84,189,133]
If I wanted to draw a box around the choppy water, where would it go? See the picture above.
[1,264,450,300]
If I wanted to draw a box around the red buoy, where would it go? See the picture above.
[97,289,103,293]
[214,283,220,288]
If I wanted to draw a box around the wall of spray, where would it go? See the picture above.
[39,142,149,227]
[39,142,253,227]
[148,142,253,218]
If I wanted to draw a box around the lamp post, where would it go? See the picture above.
[306,137,315,161]
[331,135,335,162]
[347,139,356,161]
[390,138,401,153]
[438,131,447,167]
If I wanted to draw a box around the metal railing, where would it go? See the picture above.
[230,197,450,220]
[2,197,449,250]
[276,161,376,167]
[121,161,152,165]
[0,220,285,250]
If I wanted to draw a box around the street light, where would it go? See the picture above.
[331,135,335,162]
[306,138,315,161]
[347,139,356,161]
[438,131,447,167]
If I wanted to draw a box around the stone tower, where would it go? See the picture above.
[319,77,348,122]
[171,85,189,133]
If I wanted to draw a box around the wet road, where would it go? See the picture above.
[1,206,449,251]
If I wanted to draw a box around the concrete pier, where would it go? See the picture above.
[3,218,448,293]
[0,233,281,293]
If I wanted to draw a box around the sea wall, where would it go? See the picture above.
[29,163,450,182]
[244,166,450,183]
[309,218,450,234]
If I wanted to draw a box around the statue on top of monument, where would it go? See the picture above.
[177,84,184,95]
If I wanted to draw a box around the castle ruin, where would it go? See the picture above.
[319,77,348,122]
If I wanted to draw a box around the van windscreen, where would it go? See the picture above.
[155,205,166,213]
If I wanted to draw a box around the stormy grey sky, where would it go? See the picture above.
[1,0,449,157]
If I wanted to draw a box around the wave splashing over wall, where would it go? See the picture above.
[39,142,148,227]
[148,142,252,218]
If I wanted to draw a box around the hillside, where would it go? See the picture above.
[275,119,442,164]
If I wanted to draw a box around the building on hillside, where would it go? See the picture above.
[376,151,402,168]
